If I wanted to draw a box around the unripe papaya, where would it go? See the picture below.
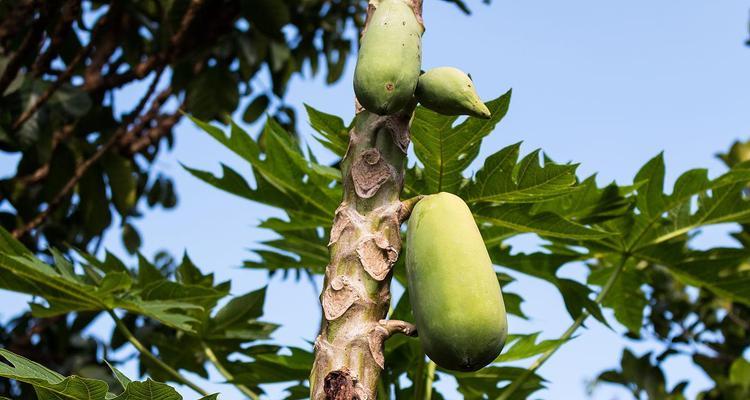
[406,192,507,372]
[415,67,491,119]
[353,0,423,115]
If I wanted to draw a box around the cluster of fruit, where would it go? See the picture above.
[353,0,507,372]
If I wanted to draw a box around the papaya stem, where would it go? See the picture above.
[413,354,426,399]
[423,361,436,400]
[496,255,630,400]
[106,310,209,396]
[413,356,435,399]
[202,342,260,400]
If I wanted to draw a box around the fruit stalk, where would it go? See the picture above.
[309,4,423,398]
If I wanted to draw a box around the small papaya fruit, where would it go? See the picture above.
[353,0,423,115]
[406,192,507,372]
[415,67,491,119]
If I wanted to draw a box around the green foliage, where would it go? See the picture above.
[184,116,338,277]
[589,142,750,400]
[462,143,579,204]
[410,91,511,194]
[0,349,207,400]
[0,10,748,390]
[595,349,688,400]
[181,92,750,398]
[0,224,307,397]
[3,82,750,397]
[0,228,226,331]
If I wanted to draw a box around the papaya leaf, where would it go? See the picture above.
[463,143,579,204]
[305,104,349,157]
[188,116,340,219]
[588,264,648,333]
[491,248,607,324]
[474,203,613,240]
[206,287,277,340]
[531,175,633,225]
[186,115,345,278]
[0,227,225,332]
[112,379,182,400]
[501,291,527,320]
[238,207,332,277]
[638,246,750,306]
[105,361,131,392]
[182,163,257,201]
[622,155,750,251]
[230,347,314,386]
[411,90,511,194]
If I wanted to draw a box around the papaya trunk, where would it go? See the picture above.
[310,102,420,400]
[309,4,423,398]
[309,104,417,399]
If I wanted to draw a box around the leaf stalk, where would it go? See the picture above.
[496,255,630,400]
[106,309,209,396]
[201,342,260,400]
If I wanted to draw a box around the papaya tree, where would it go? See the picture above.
[1,1,750,400]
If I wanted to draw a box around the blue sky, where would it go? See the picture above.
[2,0,750,398]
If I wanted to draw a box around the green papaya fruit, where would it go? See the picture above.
[353,0,423,115]
[406,192,507,372]
[415,67,491,119]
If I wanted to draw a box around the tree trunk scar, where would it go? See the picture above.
[324,369,359,400]
[351,148,394,198]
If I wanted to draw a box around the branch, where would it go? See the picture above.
[0,10,46,94]
[124,109,181,155]
[378,319,417,337]
[496,255,630,400]
[0,0,38,43]
[87,0,204,93]
[12,68,164,238]
[12,13,107,131]
[107,310,209,396]
[30,0,79,76]
[201,342,260,400]
[171,0,205,51]
[14,124,75,186]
